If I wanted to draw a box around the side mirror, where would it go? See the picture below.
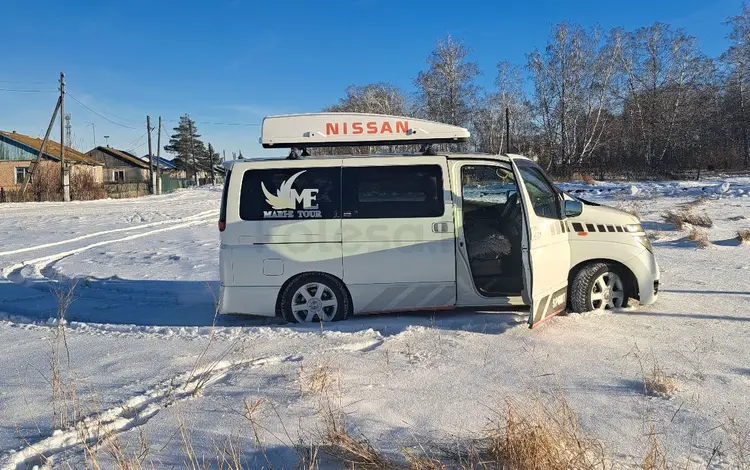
[564,199,583,218]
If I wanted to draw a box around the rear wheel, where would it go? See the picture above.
[569,263,630,313]
[279,273,350,323]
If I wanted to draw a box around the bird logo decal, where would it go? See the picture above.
[261,170,307,210]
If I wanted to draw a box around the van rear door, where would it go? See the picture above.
[226,159,344,289]
[509,157,571,328]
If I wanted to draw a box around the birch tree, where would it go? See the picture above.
[414,34,480,127]
[472,62,533,154]
[722,4,750,168]
[528,24,619,171]
[616,23,713,171]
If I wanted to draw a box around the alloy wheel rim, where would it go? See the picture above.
[291,283,339,322]
[590,272,625,310]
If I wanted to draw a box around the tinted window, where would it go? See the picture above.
[343,165,444,219]
[516,164,561,219]
[240,167,340,221]
[219,169,232,223]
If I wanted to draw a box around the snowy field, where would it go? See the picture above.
[0,178,749,469]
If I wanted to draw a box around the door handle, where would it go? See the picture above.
[432,222,453,233]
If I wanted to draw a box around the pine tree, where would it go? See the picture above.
[164,114,203,177]
[200,143,222,184]
[199,143,221,168]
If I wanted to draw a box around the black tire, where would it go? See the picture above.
[279,273,350,324]
[569,262,630,313]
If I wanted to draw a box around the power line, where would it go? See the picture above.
[0,79,52,84]
[123,131,148,152]
[0,88,56,93]
[66,92,137,129]
[126,140,148,154]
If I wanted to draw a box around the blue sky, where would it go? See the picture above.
[0,0,744,158]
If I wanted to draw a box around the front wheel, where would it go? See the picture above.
[279,273,350,323]
[569,262,630,313]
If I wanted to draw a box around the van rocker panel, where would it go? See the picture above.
[349,282,456,315]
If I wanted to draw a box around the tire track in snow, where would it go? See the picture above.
[0,354,301,470]
[0,210,216,257]
[1,215,215,283]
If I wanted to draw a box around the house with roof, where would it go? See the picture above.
[86,146,151,183]
[0,130,103,189]
[139,154,187,179]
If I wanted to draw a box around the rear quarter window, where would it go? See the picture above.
[219,169,232,223]
[239,167,341,221]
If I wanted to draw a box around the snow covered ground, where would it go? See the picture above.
[0,179,749,469]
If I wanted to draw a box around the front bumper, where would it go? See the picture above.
[627,249,660,306]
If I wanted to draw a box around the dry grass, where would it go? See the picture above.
[71,168,107,200]
[480,397,607,470]
[626,207,641,219]
[677,196,707,210]
[0,161,107,203]
[316,391,612,470]
[582,174,596,185]
[687,227,711,248]
[300,361,338,396]
[321,402,399,469]
[644,364,678,398]
[663,209,713,230]
[617,201,645,220]
[724,415,750,469]
[737,229,750,244]
[642,426,669,470]
[49,281,78,429]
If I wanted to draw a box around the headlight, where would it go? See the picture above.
[635,234,653,252]
[625,224,643,233]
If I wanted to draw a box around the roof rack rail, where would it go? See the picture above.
[260,113,470,149]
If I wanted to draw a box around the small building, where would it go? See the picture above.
[139,154,187,179]
[86,146,150,183]
[0,130,103,190]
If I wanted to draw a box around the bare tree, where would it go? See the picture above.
[722,3,750,168]
[473,62,533,154]
[528,23,619,172]
[415,34,480,128]
[616,23,714,172]
[325,83,407,116]
[317,7,750,175]
[320,83,408,154]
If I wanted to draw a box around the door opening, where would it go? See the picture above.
[460,165,524,296]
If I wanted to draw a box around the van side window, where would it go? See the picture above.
[516,165,561,219]
[461,165,517,207]
[343,165,444,219]
[239,168,341,220]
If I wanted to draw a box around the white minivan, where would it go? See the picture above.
[218,113,660,328]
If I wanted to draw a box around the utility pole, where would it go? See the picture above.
[60,72,70,202]
[147,115,154,194]
[21,96,61,197]
[156,116,162,194]
[505,107,511,154]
